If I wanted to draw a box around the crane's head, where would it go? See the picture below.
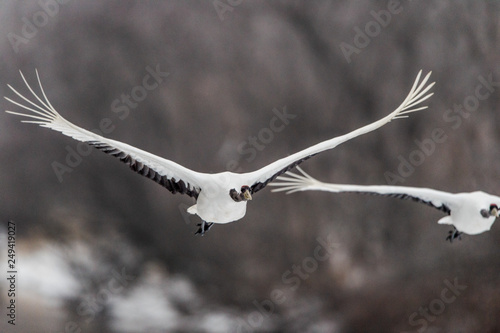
[229,185,253,202]
[241,185,252,201]
[480,204,499,218]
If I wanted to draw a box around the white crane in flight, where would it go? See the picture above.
[5,70,433,235]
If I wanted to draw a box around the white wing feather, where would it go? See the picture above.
[5,70,208,193]
[270,166,455,213]
[244,70,434,189]
[6,70,434,198]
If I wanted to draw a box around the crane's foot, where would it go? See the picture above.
[446,227,462,243]
[195,220,214,236]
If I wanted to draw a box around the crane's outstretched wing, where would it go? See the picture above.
[270,166,453,214]
[5,70,208,198]
[244,71,434,194]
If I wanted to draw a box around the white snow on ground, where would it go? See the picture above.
[0,237,246,332]
[108,264,181,332]
[3,241,81,308]
[0,235,339,332]
[108,264,245,332]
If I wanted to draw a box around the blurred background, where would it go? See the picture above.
[0,1,499,332]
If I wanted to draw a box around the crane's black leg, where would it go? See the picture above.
[446,227,462,243]
[195,220,214,236]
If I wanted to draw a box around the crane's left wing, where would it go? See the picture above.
[270,166,453,214]
[243,71,434,194]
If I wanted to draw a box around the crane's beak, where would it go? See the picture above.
[244,191,252,201]
[492,207,499,217]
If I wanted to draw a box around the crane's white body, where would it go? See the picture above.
[186,172,250,223]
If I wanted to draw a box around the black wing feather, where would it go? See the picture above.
[89,141,200,198]
[354,191,451,214]
[250,154,316,194]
